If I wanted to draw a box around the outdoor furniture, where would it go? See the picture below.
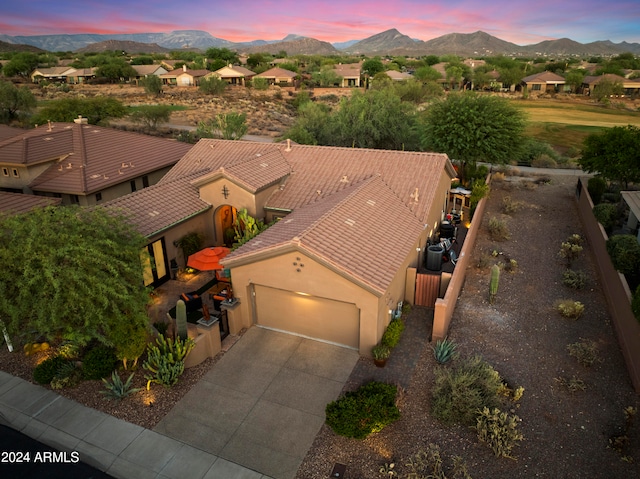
[180,291,202,313]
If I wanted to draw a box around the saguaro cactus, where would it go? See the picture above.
[176,299,187,341]
[489,264,500,303]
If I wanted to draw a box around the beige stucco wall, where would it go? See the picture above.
[198,177,280,220]
[1,163,53,192]
[148,211,213,269]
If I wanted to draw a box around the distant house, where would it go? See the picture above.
[101,139,457,356]
[30,67,76,83]
[211,65,256,86]
[160,65,212,86]
[384,70,413,81]
[0,119,193,205]
[65,68,98,84]
[581,73,640,97]
[254,67,298,85]
[131,64,169,84]
[521,71,567,94]
[333,63,362,87]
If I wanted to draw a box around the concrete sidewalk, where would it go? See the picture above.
[0,328,358,479]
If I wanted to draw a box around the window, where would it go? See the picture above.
[1,168,8,177]
[130,180,137,192]
[142,175,149,188]
[12,168,19,178]
[95,192,102,202]
[531,84,541,91]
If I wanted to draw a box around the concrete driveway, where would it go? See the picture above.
[154,327,359,479]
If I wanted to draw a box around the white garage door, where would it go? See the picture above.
[254,285,360,349]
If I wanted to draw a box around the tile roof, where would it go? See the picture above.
[522,71,566,83]
[0,122,193,195]
[132,65,167,76]
[333,63,362,78]
[385,70,414,81]
[255,67,297,79]
[223,176,425,294]
[0,125,25,142]
[0,191,61,215]
[102,173,210,237]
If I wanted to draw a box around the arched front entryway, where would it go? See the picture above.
[214,204,237,247]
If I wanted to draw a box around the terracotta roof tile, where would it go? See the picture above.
[0,191,61,215]
[102,173,209,237]
[7,123,193,195]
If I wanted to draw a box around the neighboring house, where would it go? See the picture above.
[211,65,256,86]
[0,118,193,205]
[30,67,76,83]
[521,71,567,94]
[581,74,640,96]
[384,70,413,81]
[0,191,60,215]
[65,68,97,84]
[131,64,169,83]
[333,63,362,87]
[103,139,456,355]
[254,67,297,85]
[160,65,212,86]
[159,60,181,71]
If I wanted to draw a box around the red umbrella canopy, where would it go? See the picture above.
[187,246,231,271]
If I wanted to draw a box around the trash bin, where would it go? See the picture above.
[426,245,444,271]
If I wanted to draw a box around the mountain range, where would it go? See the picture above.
[1,28,639,57]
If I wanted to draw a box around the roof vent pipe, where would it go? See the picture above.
[285,138,291,152]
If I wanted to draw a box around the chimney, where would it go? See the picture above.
[183,64,187,72]
[285,139,291,151]
[74,115,88,124]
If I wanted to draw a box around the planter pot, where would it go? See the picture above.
[373,358,388,368]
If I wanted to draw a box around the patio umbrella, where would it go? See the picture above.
[186,246,231,271]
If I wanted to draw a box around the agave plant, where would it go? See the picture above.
[433,337,458,364]
[101,372,142,401]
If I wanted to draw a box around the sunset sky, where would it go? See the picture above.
[2,0,639,45]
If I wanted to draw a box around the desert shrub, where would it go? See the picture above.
[632,285,640,323]
[592,203,619,232]
[476,407,524,458]
[50,361,82,390]
[587,177,607,204]
[432,337,458,364]
[606,234,640,276]
[381,318,405,349]
[501,195,521,214]
[404,444,472,479]
[57,342,81,360]
[562,269,588,289]
[82,344,118,380]
[431,355,503,426]
[143,335,194,388]
[476,252,492,269]
[488,217,510,241]
[556,299,585,319]
[251,77,269,90]
[33,356,70,385]
[558,234,583,267]
[567,338,600,367]
[101,372,143,401]
[555,375,587,393]
[469,181,489,218]
[504,258,518,273]
[199,77,227,95]
[325,381,400,439]
[531,154,557,169]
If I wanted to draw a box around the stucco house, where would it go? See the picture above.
[131,64,169,83]
[581,73,640,97]
[333,63,362,87]
[102,139,456,356]
[384,70,413,81]
[160,65,213,86]
[254,67,298,85]
[521,71,567,94]
[0,119,192,205]
[30,66,76,83]
[211,65,256,86]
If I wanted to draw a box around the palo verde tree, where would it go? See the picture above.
[129,104,172,131]
[31,96,128,126]
[420,92,526,182]
[197,112,248,140]
[579,125,640,188]
[0,206,151,359]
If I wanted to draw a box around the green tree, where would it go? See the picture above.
[141,75,163,96]
[96,60,137,82]
[205,48,239,71]
[414,65,442,83]
[129,104,172,131]
[312,66,342,87]
[0,206,150,348]
[198,112,248,140]
[592,77,624,103]
[130,56,154,65]
[565,69,586,93]
[420,92,526,181]
[247,53,267,69]
[3,52,39,78]
[31,97,128,126]
[579,125,640,187]
[282,102,332,145]
[0,81,36,124]
[362,58,385,77]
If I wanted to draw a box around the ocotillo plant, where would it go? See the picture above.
[489,264,500,303]
[176,299,187,341]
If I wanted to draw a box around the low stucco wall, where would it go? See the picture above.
[432,175,491,341]
[575,178,640,393]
